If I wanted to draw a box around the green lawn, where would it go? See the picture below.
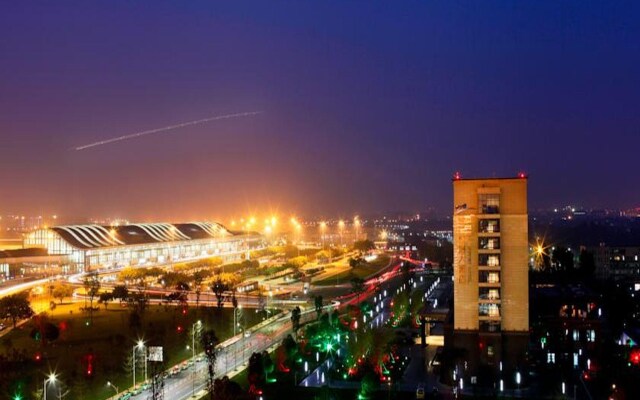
[0,302,262,400]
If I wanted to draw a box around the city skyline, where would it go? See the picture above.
[2,1,640,220]
[2,3,640,399]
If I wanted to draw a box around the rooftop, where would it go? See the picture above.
[46,222,238,249]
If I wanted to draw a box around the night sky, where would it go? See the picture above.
[1,1,639,220]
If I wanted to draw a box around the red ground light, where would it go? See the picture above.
[630,349,640,365]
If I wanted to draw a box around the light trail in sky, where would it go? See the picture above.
[74,111,262,150]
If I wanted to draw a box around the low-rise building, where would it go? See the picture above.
[23,222,264,272]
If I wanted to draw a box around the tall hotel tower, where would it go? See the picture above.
[452,175,529,333]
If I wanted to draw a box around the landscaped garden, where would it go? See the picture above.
[0,297,262,400]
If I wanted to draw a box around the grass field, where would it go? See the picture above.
[0,300,263,400]
[313,254,391,286]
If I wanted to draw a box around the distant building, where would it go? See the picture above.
[23,222,264,272]
[452,176,529,333]
[591,245,640,279]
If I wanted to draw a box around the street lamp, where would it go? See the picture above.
[354,217,361,242]
[132,340,146,389]
[192,320,202,398]
[319,222,327,248]
[294,221,302,247]
[192,320,202,360]
[243,330,251,363]
[43,373,56,400]
[234,305,242,336]
[320,221,327,249]
[267,291,273,315]
[107,381,119,395]
[338,220,345,247]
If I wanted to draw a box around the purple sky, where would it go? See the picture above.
[1,1,639,220]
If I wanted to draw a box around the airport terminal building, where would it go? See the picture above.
[23,222,264,272]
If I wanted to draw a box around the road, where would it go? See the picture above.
[127,306,323,400]
[0,276,54,298]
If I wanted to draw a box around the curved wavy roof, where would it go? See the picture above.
[50,222,233,249]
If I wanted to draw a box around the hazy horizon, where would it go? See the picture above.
[2,2,639,219]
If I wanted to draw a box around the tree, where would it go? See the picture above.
[350,277,366,302]
[160,272,190,289]
[98,292,114,309]
[290,306,301,336]
[0,293,34,328]
[201,329,219,398]
[127,292,148,315]
[314,295,323,320]
[277,334,299,373]
[51,282,74,304]
[118,267,146,285]
[353,240,375,253]
[30,317,60,345]
[261,350,274,383]
[175,281,190,306]
[358,362,380,400]
[111,285,129,302]
[248,352,265,394]
[83,272,101,324]
[193,270,211,309]
[165,291,186,304]
[144,267,164,279]
[231,291,238,315]
[349,257,362,268]
[212,376,242,400]
[552,247,575,273]
[211,278,229,310]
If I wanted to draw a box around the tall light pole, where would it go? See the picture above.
[354,217,361,242]
[132,345,136,390]
[320,221,327,249]
[107,381,119,396]
[234,305,242,336]
[43,373,56,400]
[192,320,202,398]
[132,340,145,389]
[338,220,345,247]
[291,217,302,249]
[295,223,302,255]
[243,330,251,365]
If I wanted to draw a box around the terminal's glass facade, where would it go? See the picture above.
[24,222,264,272]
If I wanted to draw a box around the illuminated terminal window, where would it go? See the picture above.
[23,222,264,270]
